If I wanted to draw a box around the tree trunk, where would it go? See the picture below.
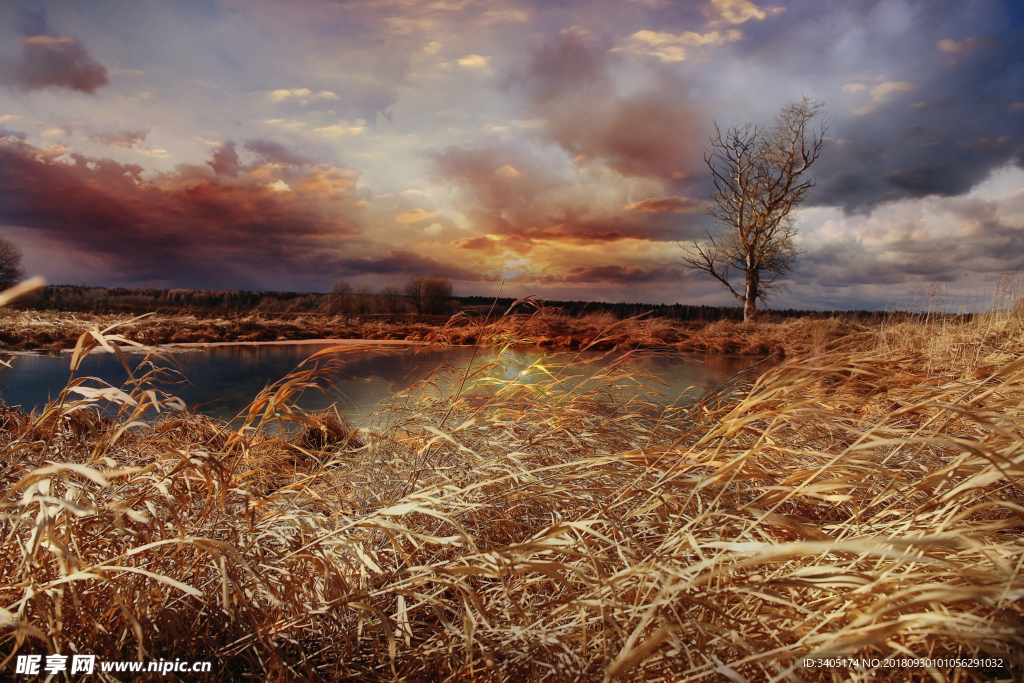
[743,268,758,321]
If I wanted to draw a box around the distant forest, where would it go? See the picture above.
[14,284,917,323]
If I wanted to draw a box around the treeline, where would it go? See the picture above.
[17,277,461,317]
[16,283,957,323]
[456,296,917,323]
[24,285,328,313]
[329,276,455,316]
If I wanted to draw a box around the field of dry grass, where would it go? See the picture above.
[0,304,879,357]
[2,290,1024,681]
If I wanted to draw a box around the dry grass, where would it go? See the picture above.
[424,307,876,357]
[2,298,1023,681]
[1,303,877,357]
[0,309,450,352]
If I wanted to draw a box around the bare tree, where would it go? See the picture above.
[379,285,404,314]
[422,276,454,315]
[403,275,454,315]
[0,237,26,290]
[331,280,352,315]
[353,285,373,315]
[403,275,427,314]
[681,97,828,321]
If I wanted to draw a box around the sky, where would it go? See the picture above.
[0,0,1022,311]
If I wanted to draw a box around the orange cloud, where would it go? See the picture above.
[702,0,784,25]
[624,29,743,62]
[395,208,439,223]
[936,37,996,55]
[623,196,700,213]
[0,137,364,288]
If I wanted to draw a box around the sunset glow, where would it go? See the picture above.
[0,0,1022,309]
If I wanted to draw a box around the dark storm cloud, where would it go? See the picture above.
[0,11,109,94]
[797,195,1024,292]
[329,249,487,281]
[798,240,989,288]
[0,137,363,288]
[565,264,685,284]
[535,264,687,285]
[732,0,1024,214]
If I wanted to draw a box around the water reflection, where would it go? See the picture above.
[0,344,765,425]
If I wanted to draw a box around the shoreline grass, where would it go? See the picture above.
[2,300,1023,681]
[0,306,885,358]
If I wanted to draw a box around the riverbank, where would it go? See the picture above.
[0,307,882,357]
[2,302,1022,680]
[4,296,1024,680]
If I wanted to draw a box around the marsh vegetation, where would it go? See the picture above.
[2,294,1023,681]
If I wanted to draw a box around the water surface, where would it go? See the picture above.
[0,343,765,425]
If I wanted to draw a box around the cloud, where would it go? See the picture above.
[428,135,702,248]
[452,235,498,253]
[330,249,486,281]
[624,196,700,213]
[450,228,648,259]
[973,136,1014,150]
[936,36,997,56]
[244,139,316,166]
[0,137,364,289]
[0,23,109,94]
[208,141,241,177]
[264,118,308,131]
[13,8,49,36]
[482,8,529,23]
[509,31,706,180]
[546,264,686,285]
[702,0,784,25]
[911,97,961,112]
[90,128,149,149]
[266,88,340,103]
[623,29,743,62]
[870,81,919,100]
[312,120,366,137]
[0,128,27,141]
[428,143,564,228]
[794,173,1024,304]
[1,0,1020,307]
[135,147,170,159]
[457,54,491,72]
[395,208,438,223]
[852,81,920,115]
[36,121,152,149]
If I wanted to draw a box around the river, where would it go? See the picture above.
[0,342,766,425]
